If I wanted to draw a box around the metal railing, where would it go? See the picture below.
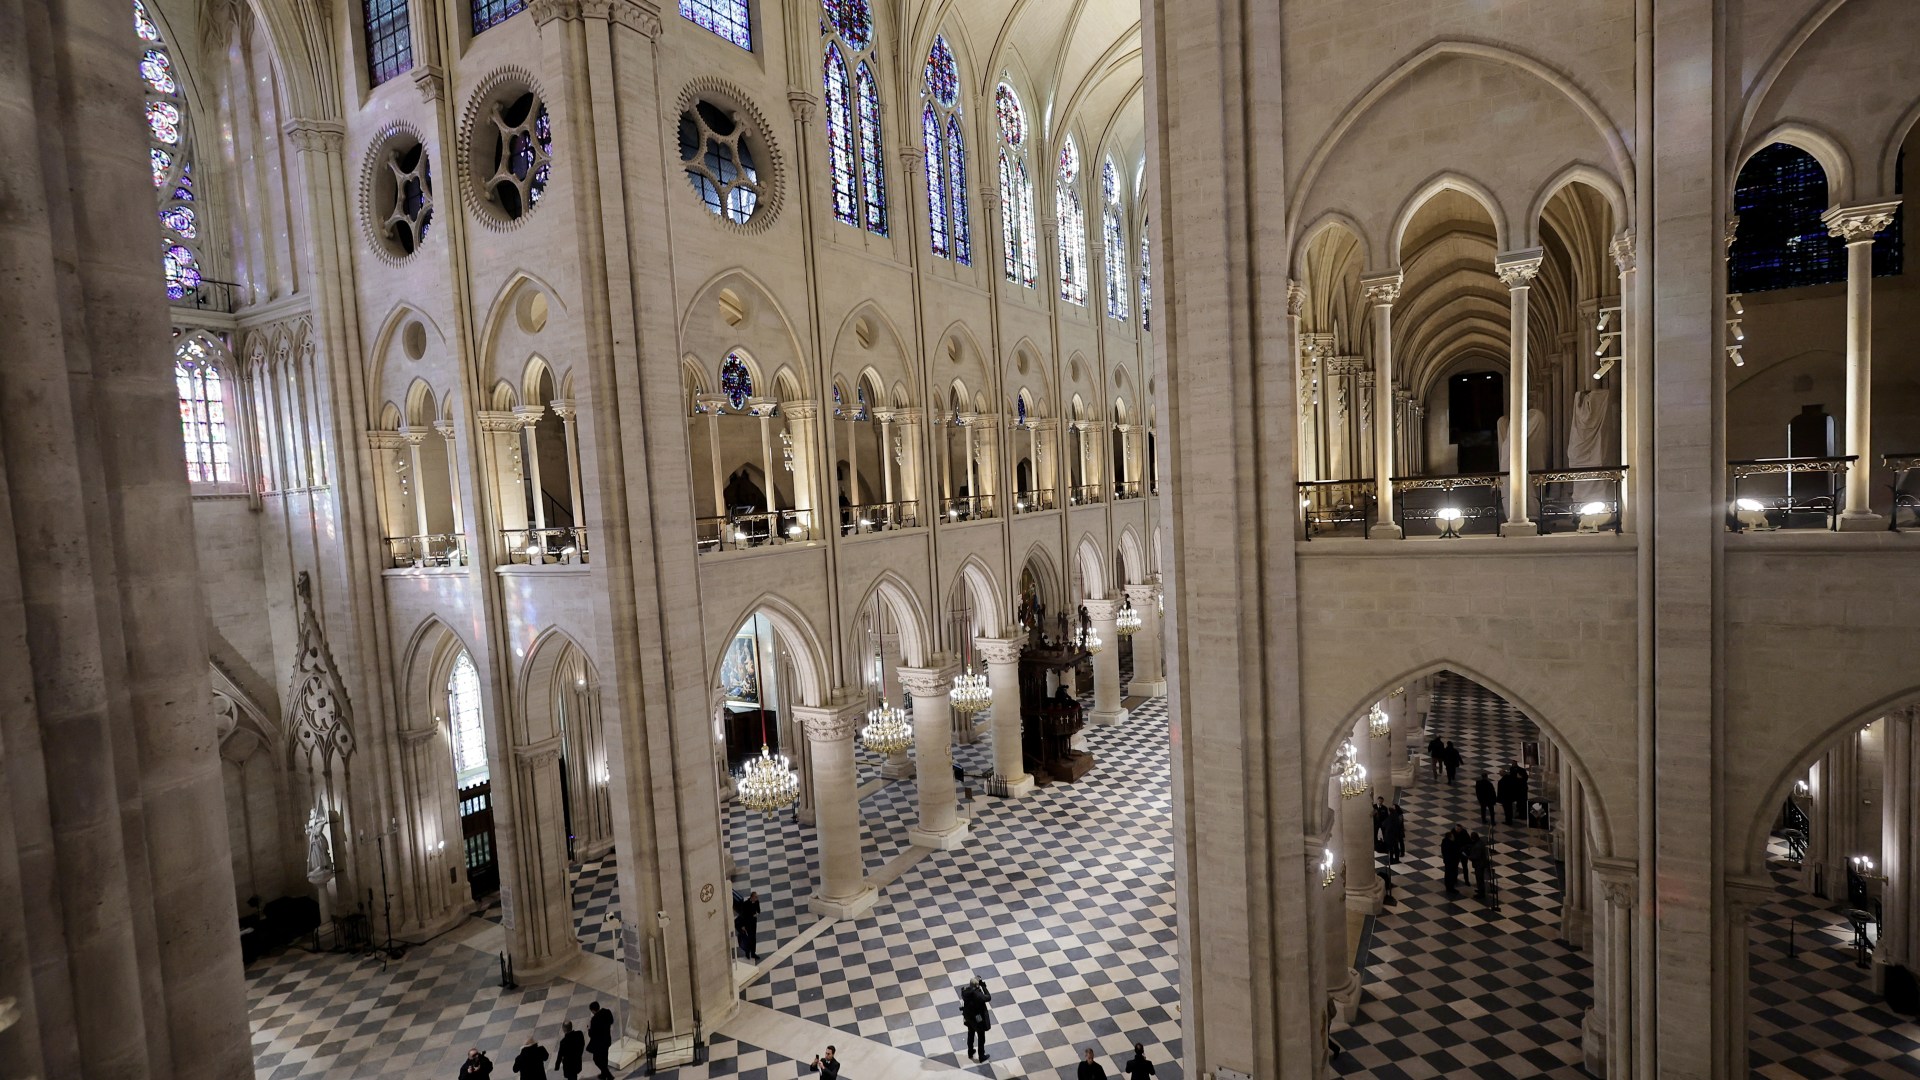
[939,494,996,523]
[1113,480,1146,501]
[696,510,818,554]
[1013,488,1057,514]
[1298,479,1374,539]
[1726,456,1853,532]
[503,526,590,564]
[1885,453,1920,531]
[386,533,468,568]
[1391,473,1505,538]
[1531,466,1628,535]
[841,500,920,536]
[1067,484,1105,506]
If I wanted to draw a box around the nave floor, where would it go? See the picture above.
[1332,675,1594,1079]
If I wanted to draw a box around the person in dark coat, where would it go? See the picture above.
[512,1036,550,1079]
[1078,1048,1107,1080]
[959,976,992,1061]
[1475,773,1498,828]
[1440,825,1467,894]
[1441,740,1461,784]
[586,1002,614,1080]
[1123,1043,1157,1080]
[809,1045,841,1079]
[1468,832,1493,901]
[1371,797,1389,852]
[1386,805,1407,863]
[459,1048,494,1079]
[556,1021,585,1080]
[1426,734,1446,779]
[1497,765,1525,824]
[733,890,762,961]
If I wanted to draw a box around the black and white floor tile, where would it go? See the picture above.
[1332,673,1594,1079]
[745,695,1182,1080]
[1747,840,1920,1077]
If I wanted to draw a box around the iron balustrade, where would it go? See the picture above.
[1530,466,1628,534]
[1726,456,1854,532]
[1885,453,1920,531]
[939,494,997,522]
[1013,488,1057,514]
[1067,484,1106,506]
[841,500,920,536]
[1390,474,1505,538]
[695,509,818,553]
[1297,479,1374,539]
[1112,480,1145,501]
[503,526,590,564]
[386,533,468,568]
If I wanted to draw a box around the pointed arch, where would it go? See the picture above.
[710,593,830,709]
[1074,534,1108,600]
[1017,542,1064,614]
[1390,172,1510,266]
[947,555,1008,639]
[1116,526,1146,587]
[849,570,934,668]
[1524,164,1631,249]
[1734,121,1855,205]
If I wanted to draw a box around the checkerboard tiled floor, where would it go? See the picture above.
[746,694,1182,1080]
[1332,673,1594,1079]
[1747,839,1920,1077]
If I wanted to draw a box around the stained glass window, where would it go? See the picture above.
[470,0,526,36]
[1016,394,1028,427]
[922,34,969,264]
[679,100,761,223]
[1102,159,1128,321]
[720,352,754,410]
[364,0,412,87]
[823,2,885,236]
[175,337,231,483]
[680,0,751,50]
[995,84,1037,287]
[1140,220,1152,332]
[1057,137,1087,305]
[1728,142,1902,292]
[136,0,202,303]
[448,651,489,785]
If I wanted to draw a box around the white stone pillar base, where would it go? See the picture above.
[610,1037,649,1072]
[881,753,915,779]
[992,772,1037,798]
[1839,511,1887,532]
[909,820,971,850]
[1499,521,1539,537]
[1368,522,1403,540]
[1345,876,1384,915]
[1391,765,1414,788]
[1561,907,1592,950]
[1128,679,1167,698]
[1582,1008,1607,1078]
[1090,706,1130,727]
[1328,965,1362,1024]
[808,884,878,921]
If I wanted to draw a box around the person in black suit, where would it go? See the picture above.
[959,976,993,1061]
[1440,825,1468,895]
[809,1045,841,1079]
[1475,773,1498,828]
[1441,740,1462,784]
[733,890,762,961]
[556,1020,585,1080]
[586,1002,614,1080]
[1426,734,1446,779]
[511,1036,549,1079]
[1497,764,1525,824]
[1078,1047,1107,1080]
[458,1048,494,1079]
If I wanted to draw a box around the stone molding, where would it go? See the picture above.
[1610,231,1636,273]
[1822,200,1902,242]
[1083,597,1122,621]
[1593,858,1637,909]
[283,118,346,154]
[794,701,865,743]
[366,430,407,450]
[1724,875,1777,917]
[513,736,566,765]
[1124,583,1159,607]
[1360,271,1403,307]
[787,91,819,124]
[974,636,1025,666]
[1287,279,1306,315]
[476,409,525,433]
[548,399,577,420]
[896,662,960,697]
[398,726,439,746]
[783,401,819,421]
[1495,248,1545,287]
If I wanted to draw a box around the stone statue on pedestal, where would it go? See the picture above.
[305,805,334,884]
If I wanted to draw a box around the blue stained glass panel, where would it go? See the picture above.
[822,0,871,51]
[720,353,753,410]
[994,84,1023,146]
[926,35,958,107]
[680,0,752,49]
[924,105,949,258]
[470,0,526,35]
[161,205,197,238]
[141,49,175,93]
[856,61,886,234]
[824,46,858,225]
[151,147,171,187]
[147,100,181,144]
[948,116,970,265]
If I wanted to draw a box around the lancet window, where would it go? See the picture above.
[995,84,1038,287]
[922,34,970,264]
[1102,159,1128,320]
[1057,136,1088,305]
[680,0,751,49]
[823,0,886,234]
[136,0,202,303]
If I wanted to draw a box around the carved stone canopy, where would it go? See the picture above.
[288,571,355,766]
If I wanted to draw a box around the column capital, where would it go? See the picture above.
[974,635,1025,666]
[1823,199,1902,242]
[898,145,927,170]
[1724,875,1777,917]
[745,397,780,418]
[1286,278,1306,316]
[475,410,524,433]
[282,118,346,155]
[897,662,960,696]
[548,398,577,420]
[1610,231,1636,272]
[1083,596,1122,621]
[433,420,457,440]
[397,725,438,746]
[1360,270,1404,306]
[1124,583,1159,607]
[787,91,820,125]
[783,401,819,421]
[398,426,429,446]
[512,736,566,766]
[1593,857,1638,908]
[366,429,407,450]
[794,699,866,743]
[1495,248,1545,287]
[512,404,547,426]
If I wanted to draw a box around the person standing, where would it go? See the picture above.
[1497,764,1524,824]
[809,1046,841,1079]
[512,1036,550,1079]
[1386,806,1406,863]
[1441,740,1461,784]
[586,1002,613,1080]
[959,976,993,1061]
[458,1048,494,1079]
[556,1021,585,1080]
[1123,1043,1157,1080]
[733,889,762,961]
[1475,773,1498,828]
[1426,734,1446,779]
[1468,831,1492,900]
[1078,1048,1107,1080]
[1440,825,1466,895]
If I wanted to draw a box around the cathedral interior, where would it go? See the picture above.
[6,0,1920,1077]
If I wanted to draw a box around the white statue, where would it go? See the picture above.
[305,806,334,882]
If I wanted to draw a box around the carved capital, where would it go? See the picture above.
[1823,200,1902,243]
[1082,597,1122,621]
[788,91,819,125]
[412,64,446,104]
[1494,249,1544,288]
[896,663,959,697]
[512,404,547,427]
[974,636,1025,667]
[898,145,927,170]
[610,0,663,36]
[548,399,577,420]
[1124,583,1160,609]
[1286,279,1306,317]
[1609,231,1636,273]
[366,429,407,450]
[475,409,525,433]
[794,701,865,743]
[434,420,458,441]
[283,118,346,155]
[398,726,439,746]
[513,736,566,767]
[1593,857,1637,910]
[782,402,819,421]
[1360,271,1403,307]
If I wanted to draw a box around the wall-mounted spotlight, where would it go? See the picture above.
[1593,357,1618,381]
[1726,344,1744,367]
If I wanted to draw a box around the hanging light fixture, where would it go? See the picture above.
[1335,738,1368,799]
[1368,703,1390,739]
[1321,846,1338,887]
[1116,598,1142,638]
[735,641,797,813]
[1080,619,1104,655]
[949,605,991,715]
[859,610,913,755]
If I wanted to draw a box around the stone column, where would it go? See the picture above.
[1720,879,1776,1078]
[1809,741,1861,898]
[1365,702,1394,806]
[403,428,431,538]
[1314,829,1360,1024]
[899,663,968,849]
[795,702,878,920]
[752,400,779,516]
[1879,708,1918,993]
[1561,775,1593,948]
[506,738,580,980]
[878,632,913,780]
[436,422,466,550]
[1497,250,1544,536]
[1389,686,1414,788]
[783,403,820,532]
[550,399,586,532]
[1610,233,1640,532]
[1822,201,1900,529]
[1362,272,1404,537]
[1586,860,1637,1078]
[1124,583,1166,697]
[1340,731,1384,914]
[1083,598,1130,726]
[515,404,550,537]
[976,636,1034,797]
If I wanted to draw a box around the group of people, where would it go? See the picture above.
[1371,798,1406,863]
[1425,735,1463,784]
[1474,761,1532,828]
[1439,825,1501,911]
[456,1001,616,1080]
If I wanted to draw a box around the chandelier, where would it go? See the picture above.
[1116,601,1142,638]
[737,744,799,814]
[1081,625,1104,654]
[1321,846,1338,887]
[1368,703,1389,739]
[859,610,913,755]
[950,668,991,715]
[1334,738,1368,799]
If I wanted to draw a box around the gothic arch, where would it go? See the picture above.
[1116,526,1147,586]
[1883,99,1920,194]
[709,593,831,709]
[1074,534,1109,601]
[947,555,1008,639]
[366,301,451,423]
[679,269,810,395]
[1292,208,1376,271]
[1390,172,1511,267]
[475,270,572,385]
[1734,121,1855,205]
[848,571,935,668]
[1524,164,1630,249]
